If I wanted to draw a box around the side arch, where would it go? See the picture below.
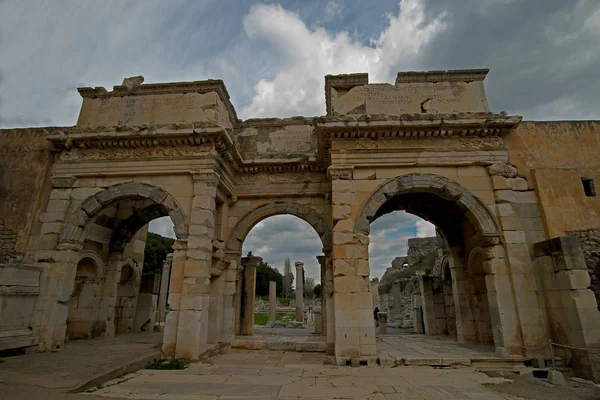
[59,181,188,246]
[354,173,501,238]
[226,202,332,253]
[78,250,105,278]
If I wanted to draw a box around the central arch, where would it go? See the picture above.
[355,173,501,239]
[226,202,332,252]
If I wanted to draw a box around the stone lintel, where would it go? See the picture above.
[395,69,489,84]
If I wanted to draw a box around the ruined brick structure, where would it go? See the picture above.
[1,70,599,381]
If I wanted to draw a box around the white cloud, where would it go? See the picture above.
[240,0,447,118]
[416,220,436,238]
[242,215,323,283]
[149,216,176,239]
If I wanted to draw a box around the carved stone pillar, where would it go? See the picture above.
[295,262,304,322]
[329,165,376,361]
[240,255,261,335]
[171,170,219,360]
[220,257,238,345]
[233,265,243,335]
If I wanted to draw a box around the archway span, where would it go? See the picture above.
[354,173,501,241]
[59,181,188,246]
[226,202,332,253]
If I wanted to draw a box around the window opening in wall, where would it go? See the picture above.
[581,178,596,197]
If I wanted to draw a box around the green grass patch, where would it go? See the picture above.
[146,358,188,370]
[254,312,296,326]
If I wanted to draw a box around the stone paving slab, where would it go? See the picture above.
[0,332,162,392]
[85,349,515,399]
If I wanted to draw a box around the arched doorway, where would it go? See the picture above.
[352,173,515,355]
[46,182,188,348]
[225,202,333,352]
[66,254,104,340]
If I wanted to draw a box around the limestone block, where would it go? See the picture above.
[504,230,526,244]
[182,277,210,295]
[335,276,358,293]
[186,249,212,261]
[332,180,350,192]
[332,205,351,220]
[187,236,212,252]
[40,222,63,236]
[491,176,509,190]
[333,259,353,277]
[497,203,515,217]
[547,370,566,385]
[333,232,354,245]
[355,259,370,277]
[508,177,529,191]
[555,269,591,290]
[506,243,531,259]
[190,210,215,227]
[335,292,358,310]
[500,216,525,231]
[333,219,354,233]
[484,273,512,293]
[353,168,377,180]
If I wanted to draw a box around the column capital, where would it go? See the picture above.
[295,261,304,270]
[172,239,188,251]
[190,169,220,186]
[327,165,354,180]
[51,175,76,188]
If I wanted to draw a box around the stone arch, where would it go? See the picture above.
[59,182,188,246]
[120,258,141,284]
[354,173,501,238]
[77,250,105,278]
[226,202,332,253]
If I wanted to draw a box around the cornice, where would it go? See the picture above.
[395,69,489,84]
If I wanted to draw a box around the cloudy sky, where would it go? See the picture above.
[2,0,599,280]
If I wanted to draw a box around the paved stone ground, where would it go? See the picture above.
[0,332,162,392]
[86,348,519,399]
[377,329,497,361]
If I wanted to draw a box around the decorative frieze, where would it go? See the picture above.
[459,137,503,148]
[50,175,76,188]
[488,162,518,178]
[327,166,354,180]
[59,146,214,161]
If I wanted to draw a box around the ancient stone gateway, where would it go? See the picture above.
[1,70,600,380]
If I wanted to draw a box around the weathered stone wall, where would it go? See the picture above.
[505,121,600,238]
[566,229,600,310]
[407,237,438,266]
[0,129,54,261]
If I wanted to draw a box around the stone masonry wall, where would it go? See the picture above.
[407,237,438,266]
[0,129,53,259]
[567,229,600,310]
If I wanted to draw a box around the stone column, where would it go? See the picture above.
[240,255,261,335]
[161,239,187,358]
[317,255,327,336]
[324,253,335,354]
[171,170,219,360]
[268,281,277,323]
[419,276,437,335]
[233,266,243,335]
[156,254,173,331]
[295,262,304,322]
[329,165,376,361]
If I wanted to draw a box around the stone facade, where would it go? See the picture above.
[1,69,599,379]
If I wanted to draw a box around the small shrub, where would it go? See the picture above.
[146,358,188,370]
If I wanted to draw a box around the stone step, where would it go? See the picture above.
[231,339,326,353]
[378,355,528,369]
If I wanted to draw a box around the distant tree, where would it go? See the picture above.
[255,260,284,297]
[143,232,175,275]
[304,277,315,298]
[282,257,294,297]
[313,284,321,298]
